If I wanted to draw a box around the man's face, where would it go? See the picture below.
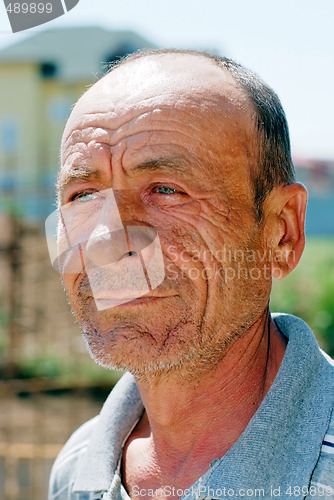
[58,55,272,378]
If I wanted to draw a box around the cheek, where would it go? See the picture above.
[62,273,74,292]
[157,197,250,269]
[158,232,220,290]
[62,273,82,302]
[151,213,222,285]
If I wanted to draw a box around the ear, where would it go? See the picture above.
[264,183,307,280]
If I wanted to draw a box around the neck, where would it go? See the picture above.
[130,311,286,479]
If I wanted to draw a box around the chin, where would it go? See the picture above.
[80,317,234,383]
[69,285,226,380]
[79,313,207,381]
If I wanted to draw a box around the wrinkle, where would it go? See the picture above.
[64,126,112,148]
[64,107,214,153]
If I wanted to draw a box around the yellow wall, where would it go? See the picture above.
[39,79,87,176]
[0,63,41,185]
[0,63,89,218]
[0,63,88,185]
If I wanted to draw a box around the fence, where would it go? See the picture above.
[0,209,119,500]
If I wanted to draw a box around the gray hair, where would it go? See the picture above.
[107,49,296,220]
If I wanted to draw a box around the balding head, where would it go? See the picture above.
[63,51,252,148]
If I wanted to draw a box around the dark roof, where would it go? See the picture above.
[0,26,156,82]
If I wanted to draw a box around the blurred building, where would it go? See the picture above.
[294,157,334,236]
[0,26,155,220]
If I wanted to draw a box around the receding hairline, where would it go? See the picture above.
[102,49,252,101]
[105,48,233,75]
[99,49,259,140]
[62,49,256,159]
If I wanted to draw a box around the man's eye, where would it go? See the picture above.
[71,192,99,203]
[154,186,178,195]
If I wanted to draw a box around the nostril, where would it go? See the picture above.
[121,251,138,260]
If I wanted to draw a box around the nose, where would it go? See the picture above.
[83,189,157,268]
[85,224,159,267]
[85,227,131,266]
[81,189,126,267]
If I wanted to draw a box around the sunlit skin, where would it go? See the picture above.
[59,53,307,498]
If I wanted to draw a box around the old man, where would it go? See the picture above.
[48,50,334,499]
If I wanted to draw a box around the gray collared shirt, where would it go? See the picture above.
[49,314,334,499]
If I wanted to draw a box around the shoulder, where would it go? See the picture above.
[273,313,334,374]
[48,416,99,499]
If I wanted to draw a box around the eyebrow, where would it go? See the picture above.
[57,156,191,198]
[57,165,103,193]
[130,157,189,175]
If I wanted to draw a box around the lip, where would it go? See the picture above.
[94,289,152,301]
[95,295,168,309]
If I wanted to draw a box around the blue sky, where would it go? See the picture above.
[0,0,333,159]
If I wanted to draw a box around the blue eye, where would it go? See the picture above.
[155,186,178,195]
[73,192,99,202]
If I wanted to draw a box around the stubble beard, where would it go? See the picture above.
[75,293,222,383]
[66,282,262,384]
[63,234,271,383]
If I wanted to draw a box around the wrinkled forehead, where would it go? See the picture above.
[62,54,253,144]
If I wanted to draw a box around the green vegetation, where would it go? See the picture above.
[16,354,123,387]
[0,307,9,354]
[271,238,334,356]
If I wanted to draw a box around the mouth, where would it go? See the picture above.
[95,295,169,310]
[77,274,177,311]
[94,288,150,301]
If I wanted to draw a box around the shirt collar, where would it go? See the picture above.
[73,314,334,496]
[73,371,143,493]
